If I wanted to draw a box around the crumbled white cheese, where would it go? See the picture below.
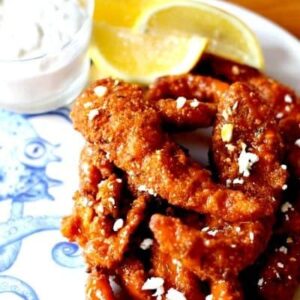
[226,179,232,187]
[116,178,122,183]
[278,246,288,254]
[233,178,244,185]
[190,99,200,108]
[282,184,288,190]
[257,278,264,287]
[207,229,218,236]
[88,109,99,121]
[142,277,164,290]
[94,86,107,97]
[142,277,164,299]
[113,218,124,232]
[176,97,187,109]
[249,232,254,242]
[205,295,213,300]
[276,112,284,119]
[295,139,300,147]
[232,101,239,111]
[225,144,235,152]
[235,226,241,233]
[238,143,259,177]
[166,288,186,300]
[221,123,234,142]
[281,202,294,213]
[277,262,284,269]
[201,227,210,232]
[281,164,287,170]
[140,238,153,250]
[232,65,240,75]
[108,197,115,205]
[284,94,293,103]
[138,185,157,196]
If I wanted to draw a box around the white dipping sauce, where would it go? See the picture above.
[0,0,93,113]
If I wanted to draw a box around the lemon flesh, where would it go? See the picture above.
[135,1,264,69]
[89,22,207,84]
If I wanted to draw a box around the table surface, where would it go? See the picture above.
[229,0,300,38]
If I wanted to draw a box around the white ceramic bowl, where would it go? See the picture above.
[0,0,94,114]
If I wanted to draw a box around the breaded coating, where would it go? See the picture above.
[71,78,275,222]
[198,53,300,178]
[150,214,269,280]
[156,98,217,129]
[86,270,116,300]
[212,82,286,203]
[151,243,205,299]
[116,258,152,300]
[146,74,228,103]
[63,61,299,299]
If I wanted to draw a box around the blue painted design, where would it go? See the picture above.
[0,109,62,273]
[0,275,38,300]
[0,109,71,298]
[52,242,84,268]
[24,107,71,123]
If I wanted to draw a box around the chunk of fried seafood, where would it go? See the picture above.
[62,57,299,299]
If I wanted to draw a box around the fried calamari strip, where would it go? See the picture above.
[212,82,287,203]
[86,270,116,300]
[71,78,274,222]
[116,258,152,300]
[150,214,269,281]
[84,194,148,269]
[156,98,217,129]
[151,243,206,299]
[146,74,228,103]
[62,144,149,269]
[198,53,300,178]
[79,144,114,196]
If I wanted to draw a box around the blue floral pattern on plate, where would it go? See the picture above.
[0,109,85,300]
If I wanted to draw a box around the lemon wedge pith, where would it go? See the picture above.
[134,0,264,69]
[89,22,207,84]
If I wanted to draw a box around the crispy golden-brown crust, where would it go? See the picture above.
[86,270,116,300]
[63,64,300,300]
[156,98,217,129]
[71,78,276,222]
[151,243,206,300]
[198,53,300,179]
[212,82,286,202]
[146,74,228,103]
[150,214,269,280]
[117,258,152,300]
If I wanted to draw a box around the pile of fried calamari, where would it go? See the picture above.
[62,54,300,300]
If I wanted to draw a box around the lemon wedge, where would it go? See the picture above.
[89,22,207,84]
[134,0,264,69]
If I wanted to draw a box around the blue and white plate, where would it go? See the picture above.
[0,109,86,300]
[0,1,300,299]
